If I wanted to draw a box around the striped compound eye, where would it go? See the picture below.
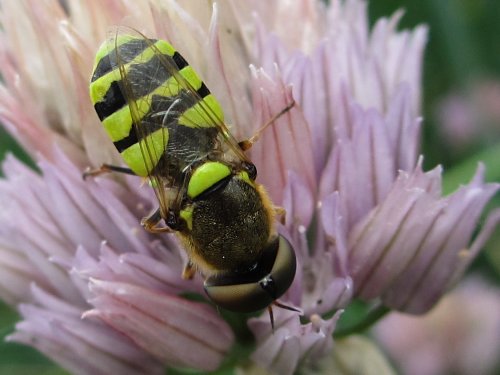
[204,235,296,313]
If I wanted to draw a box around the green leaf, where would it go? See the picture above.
[0,126,35,173]
[334,302,390,338]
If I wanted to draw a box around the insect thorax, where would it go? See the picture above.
[180,173,272,273]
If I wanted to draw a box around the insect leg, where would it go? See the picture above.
[267,305,275,332]
[238,100,295,151]
[182,260,196,280]
[82,164,136,180]
[274,206,287,225]
[267,301,302,332]
[141,208,173,233]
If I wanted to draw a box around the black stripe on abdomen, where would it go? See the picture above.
[94,81,126,121]
[172,51,188,70]
[91,38,154,82]
[113,126,139,152]
[196,82,210,98]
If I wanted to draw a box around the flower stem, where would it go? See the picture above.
[333,304,390,339]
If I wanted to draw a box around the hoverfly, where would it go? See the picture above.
[87,28,297,326]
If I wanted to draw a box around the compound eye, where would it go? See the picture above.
[203,235,296,313]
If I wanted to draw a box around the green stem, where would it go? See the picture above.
[333,304,390,339]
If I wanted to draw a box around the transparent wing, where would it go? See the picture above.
[108,27,248,219]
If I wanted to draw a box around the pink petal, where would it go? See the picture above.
[349,161,499,313]
[248,67,316,204]
[85,279,234,371]
[249,309,340,375]
[8,285,163,375]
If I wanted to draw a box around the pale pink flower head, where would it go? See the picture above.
[374,276,500,375]
[437,79,500,149]
[0,1,498,374]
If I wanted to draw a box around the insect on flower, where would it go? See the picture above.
[85,28,298,326]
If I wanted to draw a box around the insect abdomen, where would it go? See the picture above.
[89,35,224,176]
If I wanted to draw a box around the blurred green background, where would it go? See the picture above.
[0,0,499,374]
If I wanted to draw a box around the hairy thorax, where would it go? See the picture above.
[184,175,272,273]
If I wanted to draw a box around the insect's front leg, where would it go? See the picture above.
[141,208,173,233]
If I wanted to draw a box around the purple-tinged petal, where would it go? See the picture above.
[0,242,46,305]
[73,243,200,296]
[39,160,114,254]
[269,0,326,54]
[282,46,332,174]
[320,96,414,229]
[348,161,445,298]
[383,167,499,313]
[279,171,321,306]
[296,192,353,315]
[149,0,215,56]
[282,171,315,230]
[84,178,157,257]
[85,279,234,371]
[29,283,84,316]
[8,285,163,375]
[348,161,499,313]
[312,335,397,375]
[374,276,500,375]
[370,15,428,114]
[452,207,500,281]
[301,191,354,314]
[64,246,98,302]
[1,156,75,261]
[248,67,316,204]
[0,157,85,306]
[278,225,306,307]
[282,186,354,315]
[0,1,87,158]
[250,1,426,176]
[207,3,253,137]
[384,84,422,172]
[320,192,349,276]
[348,107,396,214]
[1,229,81,306]
[300,246,353,315]
[43,148,162,256]
[59,20,124,170]
[249,309,341,375]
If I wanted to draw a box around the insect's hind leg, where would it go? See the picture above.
[82,163,137,180]
[238,100,295,151]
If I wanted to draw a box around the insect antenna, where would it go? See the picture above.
[267,300,302,333]
[239,100,296,151]
[267,305,275,332]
